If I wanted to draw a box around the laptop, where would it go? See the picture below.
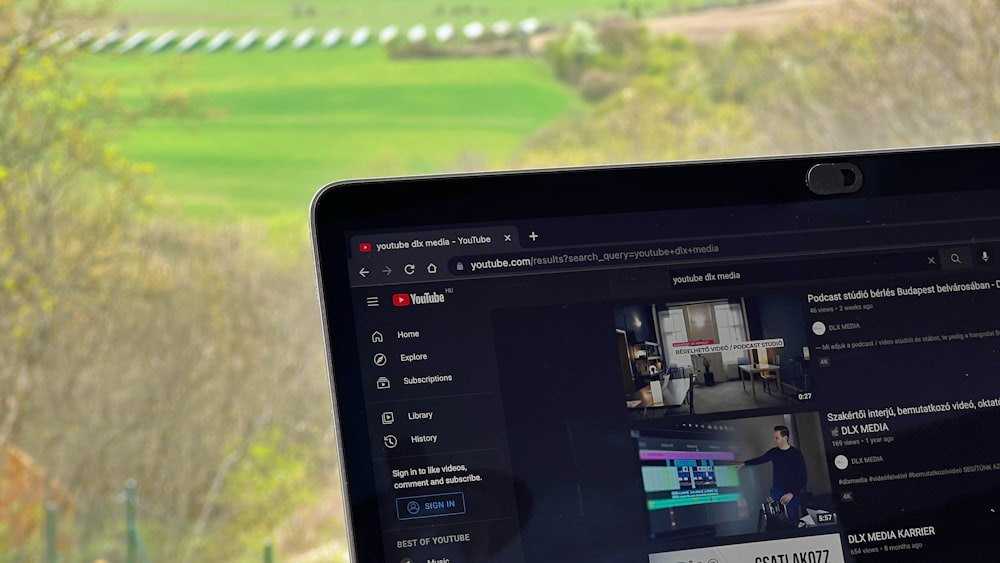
[311,144,1000,562]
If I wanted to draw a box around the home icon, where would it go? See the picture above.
[371,331,384,343]
[427,263,438,274]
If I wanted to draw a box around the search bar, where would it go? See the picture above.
[668,250,960,290]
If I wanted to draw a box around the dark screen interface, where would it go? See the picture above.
[339,189,1000,562]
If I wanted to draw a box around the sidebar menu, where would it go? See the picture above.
[356,285,524,563]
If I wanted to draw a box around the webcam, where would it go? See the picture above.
[806,162,863,195]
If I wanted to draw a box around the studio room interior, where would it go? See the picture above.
[616,296,812,418]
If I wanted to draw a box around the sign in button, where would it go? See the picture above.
[395,492,466,521]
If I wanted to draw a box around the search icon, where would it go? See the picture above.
[940,248,973,270]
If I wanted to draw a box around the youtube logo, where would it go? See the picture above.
[392,292,445,306]
[358,242,372,253]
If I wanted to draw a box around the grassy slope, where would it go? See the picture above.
[81,0,748,29]
[78,48,578,220]
[71,0,765,224]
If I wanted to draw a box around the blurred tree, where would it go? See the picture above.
[526,1,1000,166]
[32,222,331,561]
[545,20,603,83]
[0,1,151,557]
[0,0,148,477]
[522,32,755,166]
[743,0,1000,152]
[0,1,334,559]
[10,216,333,560]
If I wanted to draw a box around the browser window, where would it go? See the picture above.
[340,188,1000,562]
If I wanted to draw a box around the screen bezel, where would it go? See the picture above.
[310,144,1000,561]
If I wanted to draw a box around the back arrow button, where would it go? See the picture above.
[359,268,370,278]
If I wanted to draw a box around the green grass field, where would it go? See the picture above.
[80,0,753,30]
[69,0,770,225]
[77,48,579,221]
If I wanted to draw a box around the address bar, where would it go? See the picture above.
[453,243,721,274]
[449,217,1000,277]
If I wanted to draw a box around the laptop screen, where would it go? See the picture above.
[312,146,1000,562]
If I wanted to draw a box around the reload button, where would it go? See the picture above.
[395,492,466,521]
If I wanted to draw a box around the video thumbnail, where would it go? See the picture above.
[634,411,837,547]
[615,295,812,419]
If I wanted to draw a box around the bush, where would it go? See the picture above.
[544,20,602,83]
[386,34,525,60]
[577,69,627,102]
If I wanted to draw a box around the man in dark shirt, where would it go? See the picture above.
[737,425,807,521]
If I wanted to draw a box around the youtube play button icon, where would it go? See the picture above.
[392,293,411,307]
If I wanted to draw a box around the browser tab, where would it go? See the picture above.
[348,227,522,285]
[350,226,520,257]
